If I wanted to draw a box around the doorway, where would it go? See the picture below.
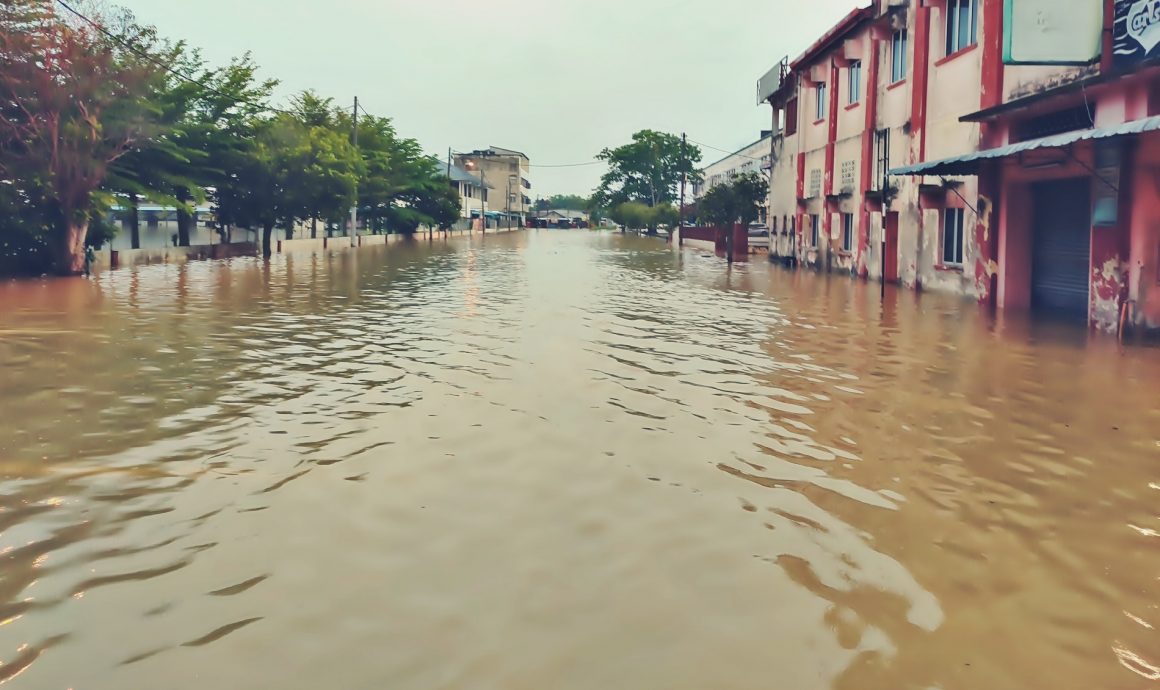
[882,212,899,284]
[1031,179,1091,321]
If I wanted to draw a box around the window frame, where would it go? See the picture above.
[848,60,862,105]
[942,208,966,266]
[890,29,908,84]
[945,0,978,57]
[841,213,854,252]
[816,83,828,121]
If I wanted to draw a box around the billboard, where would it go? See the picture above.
[1004,0,1103,65]
[1114,0,1160,69]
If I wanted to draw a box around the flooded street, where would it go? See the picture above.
[1,230,1158,689]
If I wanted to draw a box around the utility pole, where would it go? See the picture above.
[447,147,452,179]
[679,132,688,247]
[350,96,359,246]
[480,168,486,235]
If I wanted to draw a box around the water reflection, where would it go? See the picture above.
[0,232,1157,689]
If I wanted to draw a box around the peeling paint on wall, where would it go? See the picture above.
[1092,257,1128,332]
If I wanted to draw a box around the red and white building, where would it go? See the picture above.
[760,0,1160,333]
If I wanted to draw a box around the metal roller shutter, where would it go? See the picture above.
[1032,179,1091,320]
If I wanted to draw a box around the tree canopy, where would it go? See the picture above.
[0,1,461,274]
[593,130,702,209]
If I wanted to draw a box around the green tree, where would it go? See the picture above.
[217,114,307,256]
[609,201,651,232]
[0,0,161,274]
[282,93,362,238]
[594,130,702,209]
[699,172,767,262]
[543,194,589,210]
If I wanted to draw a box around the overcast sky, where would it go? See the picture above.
[116,0,859,198]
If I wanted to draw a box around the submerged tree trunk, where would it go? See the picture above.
[54,219,88,276]
[129,195,141,249]
[311,217,318,239]
[176,189,193,247]
[262,222,275,258]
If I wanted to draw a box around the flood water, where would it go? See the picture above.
[1,231,1158,689]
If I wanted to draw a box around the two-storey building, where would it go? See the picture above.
[761,0,1158,333]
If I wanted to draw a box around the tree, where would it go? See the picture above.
[609,201,651,232]
[0,0,161,274]
[217,114,305,256]
[199,55,279,246]
[543,194,589,211]
[649,204,680,234]
[338,109,456,235]
[107,40,212,249]
[699,172,767,263]
[593,130,702,209]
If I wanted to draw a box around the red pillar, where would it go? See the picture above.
[910,4,932,164]
[858,36,882,277]
[976,0,1006,305]
[823,59,841,263]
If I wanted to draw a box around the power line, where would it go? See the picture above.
[688,138,766,162]
[529,161,603,168]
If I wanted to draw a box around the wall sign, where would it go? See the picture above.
[1004,0,1103,65]
[1115,0,1160,68]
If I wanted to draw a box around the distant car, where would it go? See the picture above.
[747,226,769,238]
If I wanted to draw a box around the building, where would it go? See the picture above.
[692,134,774,226]
[758,0,1160,333]
[447,163,493,228]
[531,210,589,228]
[454,147,532,226]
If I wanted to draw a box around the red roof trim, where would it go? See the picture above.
[789,5,875,71]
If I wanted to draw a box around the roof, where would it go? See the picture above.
[889,115,1160,176]
[465,146,529,161]
[448,164,494,189]
[790,5,874,70]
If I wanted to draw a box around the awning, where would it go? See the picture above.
[889,115,1160,177]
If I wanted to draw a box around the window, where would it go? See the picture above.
[810,214,821,248]
[945,0,977,56]
[942,208,965,265]
[848,60,862,104]
[816,83,827,121]
[891,29,908,83]
[841,214,854,252]
[785,98,798,136]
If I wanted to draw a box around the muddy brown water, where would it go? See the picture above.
[0,231,1157,689]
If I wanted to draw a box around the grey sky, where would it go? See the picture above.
[117,0,859,198]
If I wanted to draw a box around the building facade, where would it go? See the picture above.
[693,134,774,226]
[447,163,492,227]
[759,0,1160,333]
[454,147,532,226]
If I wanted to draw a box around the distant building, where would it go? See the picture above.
[531,210,589,228]
[454,147,532,225]
[692,134,773,226]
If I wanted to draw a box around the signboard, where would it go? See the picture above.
[1004,0,1103,65]
[1114,0,1160,69]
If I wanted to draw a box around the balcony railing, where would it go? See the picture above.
[756,57,789,105]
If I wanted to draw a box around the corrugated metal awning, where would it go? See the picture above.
[889,115,1160,177]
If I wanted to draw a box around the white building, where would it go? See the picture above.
[693,133,773,226]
